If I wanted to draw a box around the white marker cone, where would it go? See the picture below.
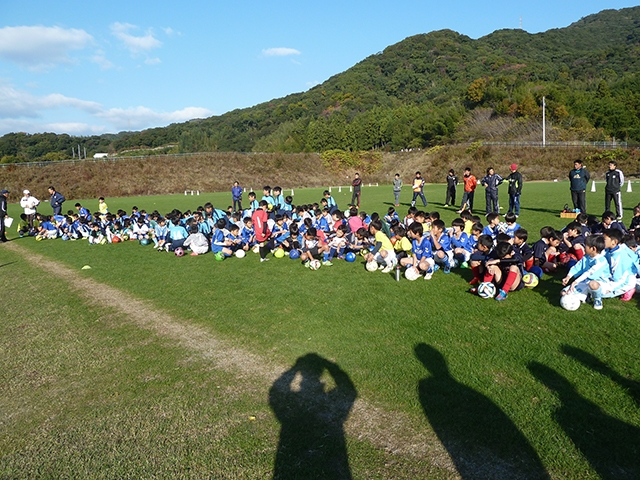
[627,180,633,193]
[591,181,596,193]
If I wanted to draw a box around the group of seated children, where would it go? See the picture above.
[20,188,640,306]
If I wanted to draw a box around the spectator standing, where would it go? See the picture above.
[411,171,427,207]
[569,160,590,214]
[48,186,66,216]
[444,169,458,207]
[506,164,523,217]
[393,173,402,207]
[351,173,362,208]
[481,167,503,215]
[457,167,477,214]
[604,161,624,219]
[20,189,39,228]
[0,189,9,242]
[232,181,243,212]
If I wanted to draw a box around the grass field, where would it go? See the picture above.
[1,181,640,479]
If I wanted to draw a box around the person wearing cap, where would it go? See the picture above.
[20,189,40,229]
[0,189,9,242]
[506,164,523,217]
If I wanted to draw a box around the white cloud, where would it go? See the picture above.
[262,47,301,57]
[91,50,115,70]
[144,57,161,66]
[163,27,180,36]
[110,22,162,54]
[0,81,212,136]
[97,106,212,131]
[0,26,93,70]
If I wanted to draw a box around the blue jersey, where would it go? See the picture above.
[505,222,520,238]
[315,217,330,233]
[482,225,497,240]
[211,229,226,252]
[568,253,610,284]
[154,224,169,240]
[412,236,433,260]
[431,232,453,253]
[169,224,188,241]
[451,232,473,252]
[606,245,639,289]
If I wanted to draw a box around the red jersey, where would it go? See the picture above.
[252,209,270,242]
[463,175,477,193]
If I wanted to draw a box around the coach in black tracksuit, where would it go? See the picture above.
[605,161,625,219]
[0,189,9,242]
[569,160,590,214]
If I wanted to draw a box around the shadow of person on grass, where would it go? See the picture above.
[560,345,640,407]
[528,361,640,479]
[415,343,549,479]
[269,353,357,480]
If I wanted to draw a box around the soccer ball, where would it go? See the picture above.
[497,222,508,234]
[405,267,421,281]
[122,234,130,241]
[366,260,379,272]
[234,249,246,258]
[477,282,497,299]
[309,259,321,270]
[522,273,539,288]
[174,247,184,257]
[35,235,43,241]
[360,249,369,257]
[99,237,108,245]
[111,235,121,243]
[560,294,582,311]
[215,252,225,261]
[274,248,285,259]
[345,252,356,262]
[139,238,149,246]
[289,249,300,260]
[252,244,260,254]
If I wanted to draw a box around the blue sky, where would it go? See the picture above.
[0,0,636,137]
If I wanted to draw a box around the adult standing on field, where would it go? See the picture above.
[231,181,243,213]
[506,164,523,217]
[411,171,427,207]
[569,160,590,214]
[481,167,503,215]
[0,189,9,242]
[457,167,477,214]
[351,173,362,208]
[48,186,65,216]
[393,173,402,207]
[604,161,624,219]
[20,189,39,228]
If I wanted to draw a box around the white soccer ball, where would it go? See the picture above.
[366,260,379,272]
[404,267,421,281]
[235,249,246,258]
[252,244,260,254]
[560,294,582,311]
[309,259,321,270]
[477,282,497,299]
[497,222,508,234]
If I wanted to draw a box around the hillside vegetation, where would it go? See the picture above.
[1,6,640,164]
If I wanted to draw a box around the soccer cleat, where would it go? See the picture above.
[443,266,451,274]
[164,244,170,252]
[460,261,469,269]
[593,298,603,310]
[469,287,478,295]
[424,270,433,280]
[378,264,385,270]
[381,264,393,274]
[303,260,310,268]
[260,257,269,262]
[495,289,508,301]
[443,204,449,208]
[621,288,635,302]
[322,260,333,266]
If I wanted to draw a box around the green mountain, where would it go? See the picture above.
[2,6,640,163]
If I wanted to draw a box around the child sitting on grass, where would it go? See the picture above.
[476,241,524,301]
[365,219,397,274]
[401,221,436,279]
[183,225,209,256]
[561,235,608,304]
[430,219,454,273]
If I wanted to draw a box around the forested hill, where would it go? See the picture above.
[2,6,640,163]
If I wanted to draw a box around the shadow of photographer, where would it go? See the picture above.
[269,353,357,480]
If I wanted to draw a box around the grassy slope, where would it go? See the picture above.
[2,182,640,478]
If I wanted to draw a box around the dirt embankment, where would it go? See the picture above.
[1,147,637,201]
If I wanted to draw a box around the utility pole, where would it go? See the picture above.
[542,96,546,147]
